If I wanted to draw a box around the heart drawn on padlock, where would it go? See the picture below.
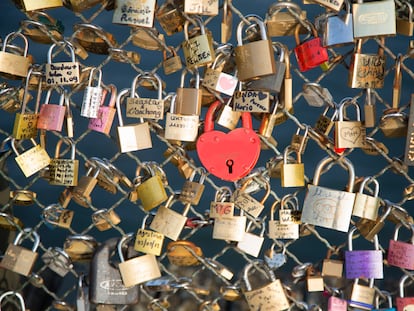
[218,75,237,92]
[196,101,261,182]
[340,127,362,144]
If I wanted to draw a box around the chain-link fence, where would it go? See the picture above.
[1,0,414,310]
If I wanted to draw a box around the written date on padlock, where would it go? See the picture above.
[46,63,79,85]
[135,230,164,253]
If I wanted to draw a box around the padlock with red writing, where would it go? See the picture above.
[196,100,260,182]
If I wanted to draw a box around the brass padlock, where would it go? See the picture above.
[131,27,166,51]
[210,186,235,218]
[353,176,380,221]
[49,137,79,186]
[265,1,307,36]
[63,0,102,12]
[156,0,186,35]
[213,207,246,242]
[349,278,376,310]
[179,168,206,205]
[184,0,218,15]
[167,240,203,266]
[42,204,74,229]
[12,138,51,178]
[71,166,100,207]
[73,23,117,55]
[306,265,325,292]
[233,176,270,218]
[163,46,182,75]
[280,147,305,187]
[113,0,156,27]
[135,214,164,256]
[91,208,121,231]
[397,0,414,36]
[21,0,63,11]
[0,32,31,79]
[63,234,97,262]
[322,248,344,279]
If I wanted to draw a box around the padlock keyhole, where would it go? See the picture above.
[226,159,234,174]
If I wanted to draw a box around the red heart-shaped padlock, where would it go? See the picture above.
[196,101,261,181]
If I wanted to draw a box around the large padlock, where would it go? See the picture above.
[397,1,414,36]
[134,214,164,256]
[352,0,396,38]
[12,138,50,178]
[234,16,276,81]
[88,84,117,135]
[294,20,329,72]
[112,0,156,27]
[49,137,79,186]
[196,100,261,181]
[81,67,104,118]
[37,88,67,132]
[0,32,31,79]
[21,0,62,11]
[12,68,41,140]
[45,41,80,86]
[348,38,386,89]
[334,98,367,148]
[116,88,152,153]
[216,96,241,130]
[118,233,161,287]
[388,223,414,270]
[349,278,376,310]
[89,237,139,305]
[301,156,355,232]
[315,0,354,47]
[280,147,305,187]
[397,273,414,311]
[353,176,381,220]
[0,227,40,276]
[127,72,164,120]
[150,194,191,241]
[212,208,246,242]
[175,68,202,116]
[265,1,307,36]
[268,198,299,240]
[345,226,383,279]
[182,18,215,68]
[242,259,290,311]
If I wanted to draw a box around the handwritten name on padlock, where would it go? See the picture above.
[135,229,164,256]
[233,91,270,113]
[126,98,164,120]
[210,202,234,218]
[345,250,383,279]
[46,63,79,85]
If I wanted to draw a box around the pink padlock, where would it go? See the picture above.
[388,223,414,270]
[37,88,67,132]
[88,84,117,135]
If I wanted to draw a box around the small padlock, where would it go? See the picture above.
[302,82,334,108]
[88,84,117,135]
[175,68,202,116]
[397,1,414,36]
[127,72,164,120]
[237,220,266,258]
[353,176,380,220]
[212,208,246,242]
[155,0,186,35]
[179,168,206,205]
[345,226,383,279]
[12,68,41,140]
[388,223,414,270]
[349,278,376,310]
[221,0,232,43]
[210,186,235,218]
[116,88,152,153]
[265,1,307,36]
[91,208,121,231]
[234,176,270,218]
[356,203,392,241]
[328,290,348,311]
[242,259,290,311]
[235,16,276,82]
[280,147,305,187]
[42,204,74,229]
[305,264,324,292]
[278,194,301,224]
[118,233,161,288]
[184,0,218,15]
[233,86,270,113]
[112,0,156,27]
[81,67,103,118]
[264,242,287,269]
[167,240,203,266]
[71,166,100,207]
[42,247,73,277]
[134,214,164,256]
[302,156,355,232]
[150,194,191,241]
[258,97,284,138]
[73,23,117,55]
[45,41,80,86]
[163,46,182,75]
[364,88,377,128]
[0,32,31,79]
[12,138,50,178]
[216,96,241,130]
[49,137,79,186]
[131,26,166,51]
[37,88,67,132]
[0,227,40,276]
[64,234,97,262]
[314,104,338,137]
[268,199,300,240]
[322,248,344,279]
[294,20,329,72]
[290,125,309,155]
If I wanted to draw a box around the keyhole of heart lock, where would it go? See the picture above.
[226,159,234,174]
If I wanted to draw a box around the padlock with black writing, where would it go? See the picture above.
[265,1,307,36]
[234,176,270,218]
[314,104,338,138]
[112,0,156,28]
[12,138,50,178]
[81,67,104,118]
[353,176,380,220]
[134,214,164,256]
[0,32,31,79]
[88,84,117,135]
[268,199,299,240]
[91,208,121,231]
[42,204,74,229]
[184,0,218,15]
[179,168,206,205]
[49,137,79,186]
[45,41,80,86]
[163,46,182,75]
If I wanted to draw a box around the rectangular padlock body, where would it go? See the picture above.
[348,54,385,89]
[0,52,30,77]
[323,14,354,47]
[175,88,202,115]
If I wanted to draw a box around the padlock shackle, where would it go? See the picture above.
[313,156,355,192]
[280,193,299,211]
[399,273,414,297]
[348,226,379,251]
[54,136,76,159]
[47,40,76,63]
[294,20,317,46]
[87,67,102,89]
[42,203,64,224]
[239,175,271,205]
[375,290,393,309]
[270,200,280,221]
[116,88,139,127]
[242,259,276,291]
[117,232,134,262]
[180,67,200,88]
[45,246,73,267]
[73,23,115,46]
[338,98,361,121]
[14,227,40,252]
[267,1,303,17]
[189,167,206,184]
[283,146,301,165]
[393,54,403,109]
[3,32,29,56]
[22,67,42,114]
[131,72,163,100]
[0,212,21,230]
[183,17,205,41]
[214,186,233,202]
[358,176,379,197]
[393,222,414,244]
[0,291,26,310]
[236,15,268,47]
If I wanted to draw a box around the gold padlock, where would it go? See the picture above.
[73,23,117,55]
[167,240,203,266]
[0,32,31,79]
[155,0,185,35]
[91,209,121,231]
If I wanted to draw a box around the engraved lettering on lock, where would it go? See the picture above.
[100,279,128,296]
[358,12,389,25]
[340,126,362,143]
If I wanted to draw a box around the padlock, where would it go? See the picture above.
[91,208,121,231]
[353,176,380,220]
[237,220,266,257]
[63,0,101,12]
[301,156,355,232]
[118,232,161,287]
[64,234,97,262]
[179,168,206,205]
[175,68,202,116]
[12,68,41,140]
[197,100,261,181]
[167,240,203,266]
[221,0,232,43]
[264,242,287,269]
[352,0,396,38]
[305,264,324,292]
[0,32,31,79]
[133,162,168,211]
[216,96,241,130]
[328,290,348,311]
[233,86,270,113]
[49,137,79,186]
[387,223,414,270]
[265,1,307,36]
[0,86,26,113]
[348,38,386,89]
[212,208,246,242]
[45,41,80,86]
[184,0,218,15]
[246,42,287,94]
[210,186,235,218]
[202,50,238,96]
[0,227,40,276]
[397,1,414,36]
[155,0,186,36]
[364,88,377,128]
[9,189,37,206]
[242,259,290,311]
[258,97,285,138]
[42,247,73,277]
[356,203,392,241]
[204,258,234,281]
[233,176,270,218]
[127,72,164,120]
[314,104,338,137]
[116,88,152,153]
[302,82,334,108]
[12,138,50,178]
[81,67,103,118]
[294,20,329,72]
[42,204,74,229]
[108,47,141,64]
[37,88,67,132]
[397,274,414,311]
[20,0,62,11]
[345,226,383,279]
[290,125,309,155]
[268,199,300,240]
[0,212,23,231]
[134,214,164,256]
[112,0,156,27]
[349,278,376,310]
[334,98,367,149]
[235,16,276,81]
[0,291,26,310]
[77,274,89,311]
[88,84,117,135]
[315,0,354,47]
[131,26,166,51]
[150,194,191,241]
[278,194,301,225]
[373,290,396,311]
[85,157,120,194]
[280,147,305,187]
[89,237,139,305]
[163,46,182,75]
[182,18,215,68]
[71,166,100,207]
[322,248,344,279]
[379,54,408,138]
[73,23,117,55]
